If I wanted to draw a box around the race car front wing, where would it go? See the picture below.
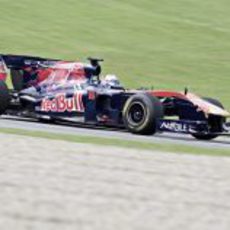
[157,119,230,136]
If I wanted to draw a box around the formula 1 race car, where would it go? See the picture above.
[0,54,229,140]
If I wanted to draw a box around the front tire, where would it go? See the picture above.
[122,93,163,135]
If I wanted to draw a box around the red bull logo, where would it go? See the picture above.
[41,93,84,112]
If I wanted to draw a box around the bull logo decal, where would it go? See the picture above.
[41,93,84,112]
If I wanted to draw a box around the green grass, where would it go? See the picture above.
[0,0,230,109]
[0,127,229,156]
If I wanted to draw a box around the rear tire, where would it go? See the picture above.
[122,93,163,135]
[0,81,10,115]
[192,97,225,140]
[11,69,24,91]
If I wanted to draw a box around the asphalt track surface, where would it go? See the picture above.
[0,115,230,150]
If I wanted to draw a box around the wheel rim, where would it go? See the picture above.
[127,102,146,126]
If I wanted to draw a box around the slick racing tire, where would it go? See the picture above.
[123,93,163,135]
[0,80,10,115]
[192,97,225,140]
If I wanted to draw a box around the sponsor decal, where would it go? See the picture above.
[160,121,189,132]
[41,93,84,112]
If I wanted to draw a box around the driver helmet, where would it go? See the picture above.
[102,74,120,87]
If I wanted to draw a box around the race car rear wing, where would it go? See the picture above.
[0,54,60,91]
[0,54,59,69]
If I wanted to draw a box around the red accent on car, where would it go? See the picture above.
[0,73,7,81]
[0,61,7,81]
[148,90,187,100]
[88,91,96,100]
[37,68,53,83]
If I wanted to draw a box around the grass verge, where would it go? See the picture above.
[0,127,229,157]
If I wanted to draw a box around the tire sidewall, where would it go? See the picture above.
[123,94,163,134]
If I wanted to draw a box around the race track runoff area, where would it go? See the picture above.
[0,134,230,230]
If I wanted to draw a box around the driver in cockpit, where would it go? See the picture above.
[101,74,123,89]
